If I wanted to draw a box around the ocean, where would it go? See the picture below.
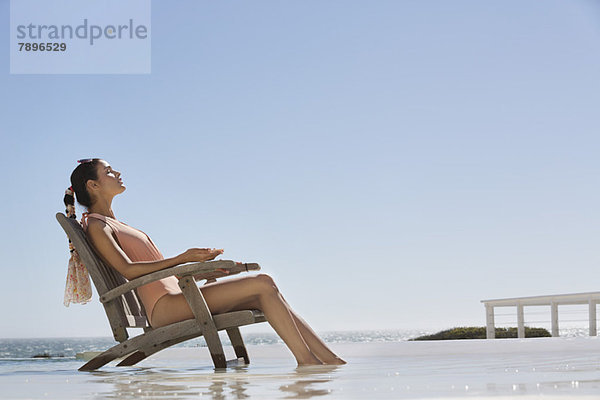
[0,330,428,360]
[0,327,591,360]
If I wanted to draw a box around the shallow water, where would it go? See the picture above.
[1,338,600,399]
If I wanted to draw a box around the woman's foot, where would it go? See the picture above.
[296,352,324,366]
[322,356,346,365]
[297,360,324,366]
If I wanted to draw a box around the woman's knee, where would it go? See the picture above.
[254,273,278,295]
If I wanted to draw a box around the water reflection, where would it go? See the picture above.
[89,368,201,399]
[277,365,338,399]
[279,379,331,398]
[87,363,339,399]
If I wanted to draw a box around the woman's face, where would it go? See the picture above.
[88,160,126,198]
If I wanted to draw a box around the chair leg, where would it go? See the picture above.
[226,327,250,364]
[116,331,202,367]
[79,340,136,371]
[116,351,147,367]
[179,276,227,368]
[82,320,204,370]
[204,329,227,368]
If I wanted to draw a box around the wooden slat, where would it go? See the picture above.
[117,310,264,366]
[79,319,202,371]
[56,213,110,294]
[80,308,265,370]
[57,213,155,330]
[214,310,266,328]
[56,213,133,339]
[101,261,260,303]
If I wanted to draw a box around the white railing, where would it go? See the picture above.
[480,291,600,339]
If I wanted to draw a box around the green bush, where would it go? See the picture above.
[409,326,551,341]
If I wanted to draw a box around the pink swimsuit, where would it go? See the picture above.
[82,213,182,327]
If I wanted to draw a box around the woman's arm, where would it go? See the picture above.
[86,218,222,280]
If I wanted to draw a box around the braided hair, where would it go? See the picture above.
[62,158,101,306]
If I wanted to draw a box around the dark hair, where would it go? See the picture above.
[66,158,102,210]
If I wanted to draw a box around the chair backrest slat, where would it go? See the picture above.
[56,213,149,337]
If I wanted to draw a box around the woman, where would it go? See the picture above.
[65,158,345,366]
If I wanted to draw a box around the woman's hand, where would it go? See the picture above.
[179,248,224,263]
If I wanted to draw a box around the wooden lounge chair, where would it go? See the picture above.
[56,212,266,371]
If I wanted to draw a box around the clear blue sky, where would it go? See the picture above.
[1,0,599,338]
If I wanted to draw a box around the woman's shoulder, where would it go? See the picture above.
[85,216,109,234]
[85,214,120,234]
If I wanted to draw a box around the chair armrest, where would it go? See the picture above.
[100,260,260,304]
[191,261,259,283]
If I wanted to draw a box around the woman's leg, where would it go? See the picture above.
[151,274,322,365]
[206,277,344,364]
[283,304,346,365]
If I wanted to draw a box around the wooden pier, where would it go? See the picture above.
[481,291,600,339]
